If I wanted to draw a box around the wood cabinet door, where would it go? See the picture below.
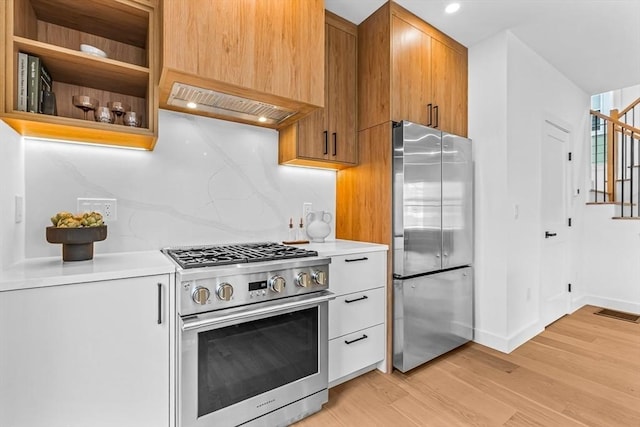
[163,0,324,106]
[297,108,329,160]
[431,38,468,136]
[0,276,170,427]
[327,22,357,164]
[391,16,432,126]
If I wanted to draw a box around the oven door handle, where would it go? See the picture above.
[181,290,336,332]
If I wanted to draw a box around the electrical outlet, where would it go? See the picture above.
[77,198,117,222]
[303,203,312,221]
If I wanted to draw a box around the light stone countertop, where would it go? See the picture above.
[0,240,387,293]
[0,251,175,292]
[294,239,388,256]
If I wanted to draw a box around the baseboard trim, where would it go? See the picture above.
[474,321,547,354]
[473,328,509,353]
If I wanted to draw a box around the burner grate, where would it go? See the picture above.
[164,242,318,269]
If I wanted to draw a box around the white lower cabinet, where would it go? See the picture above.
[329,287,385,339]
[0,275,170,427]
[328,323,385,384]
[326,249,387,386]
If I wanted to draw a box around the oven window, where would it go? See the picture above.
[197,307,318,417]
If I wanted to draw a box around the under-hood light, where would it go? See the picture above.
[167,82,297,125]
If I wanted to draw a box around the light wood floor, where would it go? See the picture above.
[295,305,640,426]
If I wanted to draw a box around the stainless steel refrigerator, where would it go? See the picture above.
[392,120,474,373]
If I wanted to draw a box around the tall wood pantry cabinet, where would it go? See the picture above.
[278,11,358,169]
[337,1,469,372]
[358,2,468,137]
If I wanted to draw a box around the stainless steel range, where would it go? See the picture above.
[163,242,333,427]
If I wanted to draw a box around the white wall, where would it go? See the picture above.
[0,121,25,269]
[469,31,509,349]
[24,110,336,257]
[575,205,640,314]
[470,30,590,352]
[614,83,640,125]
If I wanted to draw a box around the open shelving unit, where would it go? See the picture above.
[1,0,158,150]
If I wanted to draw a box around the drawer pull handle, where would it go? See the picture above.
[345,334,368,345]
[344,257,368,263]
[344,295,368,304]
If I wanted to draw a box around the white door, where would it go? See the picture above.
[540,120,571,326]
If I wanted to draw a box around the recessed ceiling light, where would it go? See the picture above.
[445,3,460,14]
[186,101,197,109]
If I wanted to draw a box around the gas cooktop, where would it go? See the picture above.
[163,242,318,269]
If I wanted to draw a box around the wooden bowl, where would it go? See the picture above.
[46,226,107,261]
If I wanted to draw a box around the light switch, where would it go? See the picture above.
[15,195,23,223]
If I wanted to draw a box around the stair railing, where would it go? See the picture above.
[590,109,640,217]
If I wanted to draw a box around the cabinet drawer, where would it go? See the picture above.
[329,287,385,339]
[330,251,386,295]
[328,323,385,384]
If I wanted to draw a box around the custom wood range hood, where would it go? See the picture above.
[159,0,325,129]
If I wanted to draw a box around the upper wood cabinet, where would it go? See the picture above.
[0,0,158,150]
[278,11,358,169]
[160,0,325,130]
[359,2,468,137]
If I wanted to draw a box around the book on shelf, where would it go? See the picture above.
[27,54,41,113]
[23,54,54,115]
[39,62,53,114]
[17,52,28,112]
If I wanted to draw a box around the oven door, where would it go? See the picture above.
[179,290,334,427]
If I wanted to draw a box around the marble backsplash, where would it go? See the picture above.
[25,110,336,258]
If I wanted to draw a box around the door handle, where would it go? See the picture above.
[545,231,557,238]
[345,334,368,345]
[323,131,328,155]
[332,132,337,156]
[157,283,163,324]
[344,295,368,304]
[433,105,439,128]
[426,104,433,126]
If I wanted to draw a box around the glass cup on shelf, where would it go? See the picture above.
[72,95,98,120]
[41,91,57,116]
[107,101,130,125]
[94,106,114,124]
[123,111,142,127]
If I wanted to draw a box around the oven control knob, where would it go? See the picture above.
[295,272,311,288]
[192,286,210,305]
[269,275,286,293]
[217,283,234,301]
[312,270,327,286]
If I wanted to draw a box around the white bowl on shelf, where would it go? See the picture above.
[80,44,107,58]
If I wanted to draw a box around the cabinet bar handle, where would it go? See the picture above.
[157,283,162,325]
[344,295,368,304]
[344,257,368,263]
[332,132,337,156]
[345,334,368,345]
[427,103,433,126]
[323,131,328,155]
[434,105,439,128]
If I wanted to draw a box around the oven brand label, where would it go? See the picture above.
[256,398,276,408]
